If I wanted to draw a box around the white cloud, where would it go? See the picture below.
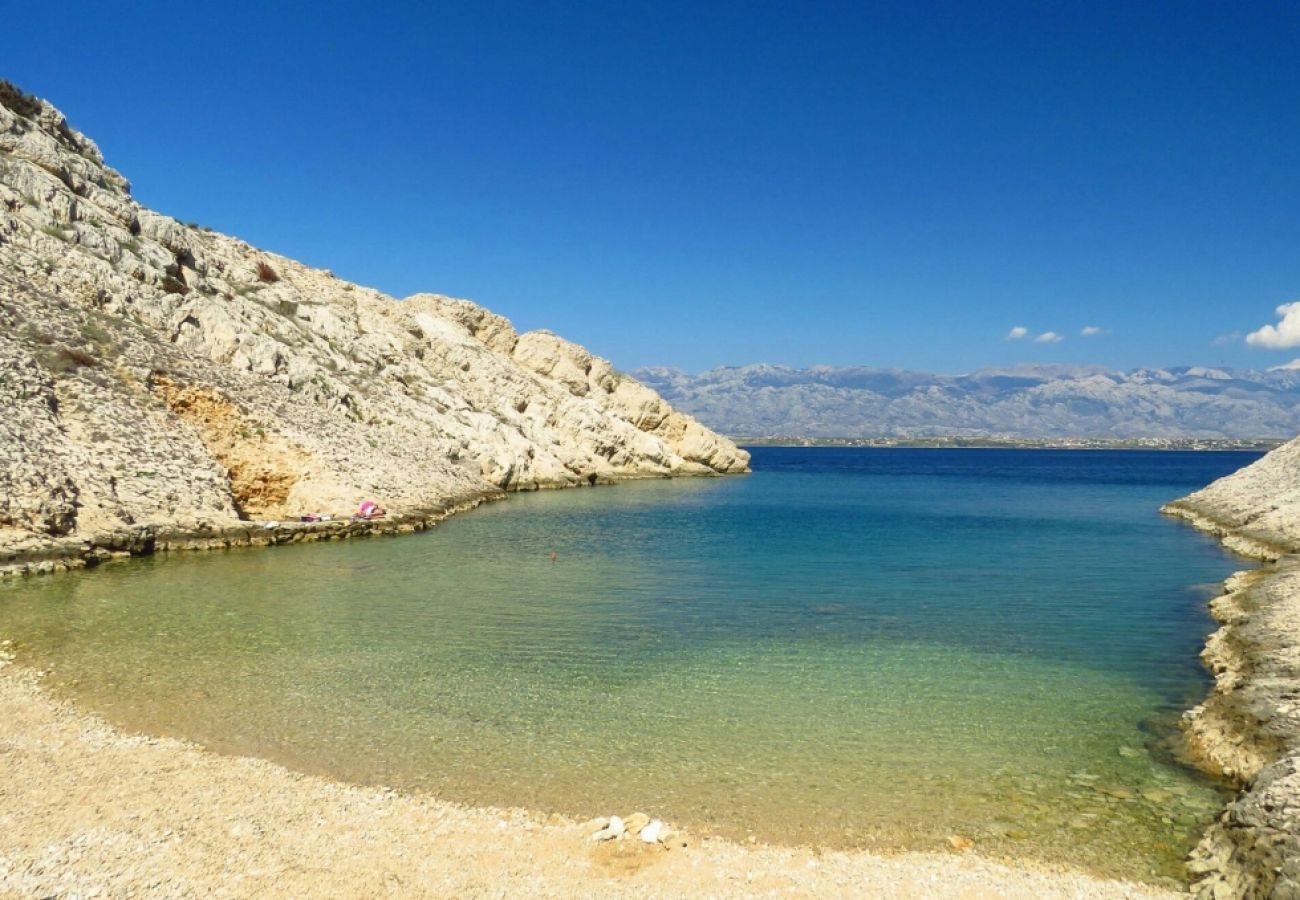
[1033,331,1063,344]
[1080,325,1107,337]
[1269,359,1300,371]
[1247,302,1300,349]
[1005,326,1029,341]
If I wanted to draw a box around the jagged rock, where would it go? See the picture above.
[591,816,624,842]
[0,81,748,571]
[1165,445,1300,898]
[620,812,650,836]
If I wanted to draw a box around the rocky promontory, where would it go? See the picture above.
[1163,439,1300,896]
[0,81,748,575]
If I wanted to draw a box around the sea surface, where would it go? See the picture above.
[0,448,1262,883]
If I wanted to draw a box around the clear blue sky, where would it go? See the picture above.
[8,1,1299,373]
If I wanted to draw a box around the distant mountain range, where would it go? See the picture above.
[632,364,1300,439]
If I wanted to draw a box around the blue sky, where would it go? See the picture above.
[7,1,1299,373]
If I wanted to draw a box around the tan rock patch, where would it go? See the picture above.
[151,375,308,519]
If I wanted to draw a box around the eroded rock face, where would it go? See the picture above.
[1164,443,1300,897]
[0,81,748,565]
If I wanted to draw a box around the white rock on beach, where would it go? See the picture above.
[640,819,663,843]
[591,815,625,842]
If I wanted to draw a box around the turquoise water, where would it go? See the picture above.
[0,449,1258,883]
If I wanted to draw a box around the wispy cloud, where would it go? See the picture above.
[1080,325,1107,337]
[1247,302,1300,349]
[1033,331,1063,344]
[1212,331,1242,346]
[1005,326,1029,341]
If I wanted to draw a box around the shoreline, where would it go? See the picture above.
[0,653,1179,898]
[0,462,1275,895]
[734,439,1281,452]
[0,469,750,580]
[1159,502,1300,896]
[0,489,502,580]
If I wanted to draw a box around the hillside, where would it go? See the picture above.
[0,81,747,571]
[636,363,1300,439]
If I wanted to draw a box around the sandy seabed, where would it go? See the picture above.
[0,657,1178,900]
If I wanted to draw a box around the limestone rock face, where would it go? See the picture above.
[1164,436,1300,559]
[1165,445,1300,897]
[0,81,748,562]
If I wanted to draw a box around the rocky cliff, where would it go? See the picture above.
[1163,439,1300,897]
[0,81,748,573]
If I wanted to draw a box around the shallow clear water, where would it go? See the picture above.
[0,448,1259,883]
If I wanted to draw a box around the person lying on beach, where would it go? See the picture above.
[355,500,386,520]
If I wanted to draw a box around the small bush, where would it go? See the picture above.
[43,346,98,373]
[60,347,97,366]
[161,276,188,295]
[256,261,279,283]
[0,81,42,119]
[80,321,110,344]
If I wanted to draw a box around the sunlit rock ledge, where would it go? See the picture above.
[1163,436,1300,897]
[0,80,747,571]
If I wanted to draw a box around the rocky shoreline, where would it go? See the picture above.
[0,469,735,579]
[0,489,503,579]
[1160,446,1300,897]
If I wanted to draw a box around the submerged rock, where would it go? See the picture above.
[946,835,974,852]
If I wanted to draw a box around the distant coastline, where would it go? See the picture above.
[736,436,1282,451]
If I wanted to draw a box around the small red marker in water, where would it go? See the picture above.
[549,551,558,565]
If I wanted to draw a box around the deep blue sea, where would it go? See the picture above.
[0,448,1261,883]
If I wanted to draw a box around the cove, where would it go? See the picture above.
[0,448,1260,884]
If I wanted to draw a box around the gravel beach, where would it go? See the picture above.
[0,653,1179,899]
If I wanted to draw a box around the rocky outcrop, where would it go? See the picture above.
[1164,438,1300,561]
[1163,438,1300,897]
[0,82,747,574]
